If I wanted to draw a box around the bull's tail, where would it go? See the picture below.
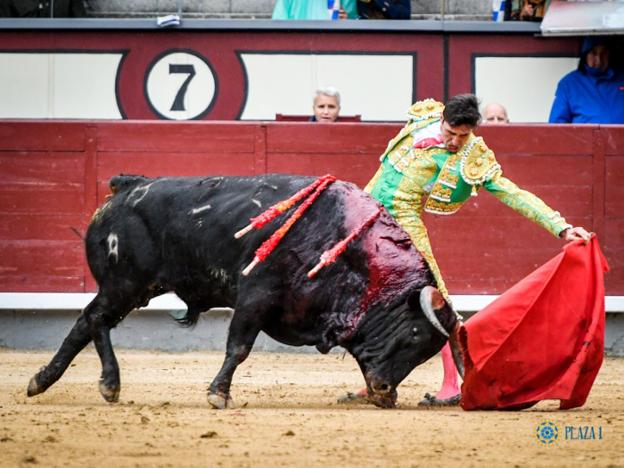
[172,307,202,328]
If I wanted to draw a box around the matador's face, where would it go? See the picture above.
[440,117,473,153]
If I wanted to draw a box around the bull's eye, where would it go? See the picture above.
[412,327,419,335]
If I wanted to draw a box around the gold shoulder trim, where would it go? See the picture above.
[459,136,501,185]
[406,99,444,123]
[381,100,443,165]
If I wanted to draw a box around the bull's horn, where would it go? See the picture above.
[448,326,465,378]
[419,286,449,338]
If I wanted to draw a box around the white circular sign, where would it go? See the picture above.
[145,50,217,120]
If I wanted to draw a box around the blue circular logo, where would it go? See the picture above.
[536,421,559,445]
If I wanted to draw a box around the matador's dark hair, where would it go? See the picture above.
[443,94,481,127]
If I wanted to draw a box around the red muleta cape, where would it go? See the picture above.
[460,237,609,411]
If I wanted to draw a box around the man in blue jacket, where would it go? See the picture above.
[549,37,624,124]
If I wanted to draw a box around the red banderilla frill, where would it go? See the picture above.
[234,174,336,239]
[241,175,337,276]
[307,208,381,278]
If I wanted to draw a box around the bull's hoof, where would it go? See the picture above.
[368,395,397,409]
[207,392,232,409]
[99,381,120,403]
[27,375,44,397]
[418,392,461,407]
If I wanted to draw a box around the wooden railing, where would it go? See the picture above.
[0,121,621,295]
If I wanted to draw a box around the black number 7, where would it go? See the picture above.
[169,64,196,111]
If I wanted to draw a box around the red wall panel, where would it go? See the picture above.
[96,122,257,152]
[605,157,624,218]
[0,123,86,151]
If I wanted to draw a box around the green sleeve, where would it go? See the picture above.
[484,172,571,237]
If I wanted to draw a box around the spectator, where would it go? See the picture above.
[357,0,410,19]
[311,87,341,122]
[549,37,624,124]
[482,102,510,124]
[508,0,546,22]
[272,0,358,20]
[0,0,86,17]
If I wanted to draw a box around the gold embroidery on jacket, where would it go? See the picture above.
[381,99,445,168]
[406,99,444,123]
[424,152,460,212]
[390,174,449,299]
[459,137,501,185]
[424,199,464,215]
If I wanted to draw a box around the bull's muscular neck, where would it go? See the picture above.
[347,291,414,363]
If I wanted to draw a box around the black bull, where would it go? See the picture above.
[27,174,462,408]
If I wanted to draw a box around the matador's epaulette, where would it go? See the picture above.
[459,136,501,186]
[379,100,445,161]
[406,99,444,124]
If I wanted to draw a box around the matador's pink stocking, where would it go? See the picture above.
[435,342,460,400]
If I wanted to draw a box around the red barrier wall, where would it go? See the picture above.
[0,121,621,295]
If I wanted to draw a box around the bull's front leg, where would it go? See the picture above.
[208,309,262,409]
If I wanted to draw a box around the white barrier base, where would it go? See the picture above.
[0,292,622,312]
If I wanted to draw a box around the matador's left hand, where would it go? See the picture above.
[560,226,592,244]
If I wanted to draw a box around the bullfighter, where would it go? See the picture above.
[344,93,591,406]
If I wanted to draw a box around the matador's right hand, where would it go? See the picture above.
[560,226,592,244]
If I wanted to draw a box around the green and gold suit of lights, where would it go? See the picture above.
[365,99,570,299]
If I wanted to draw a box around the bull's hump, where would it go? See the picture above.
[336,183,424,290]
[109,174,149,194]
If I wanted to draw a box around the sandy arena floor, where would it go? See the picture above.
[0,348,622,467]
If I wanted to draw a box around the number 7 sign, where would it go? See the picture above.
[145,50,217,120]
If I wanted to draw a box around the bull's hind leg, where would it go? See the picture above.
[84,291,138,403]
[27,291,136,402]
[207,303,266,409]
[27,313,92,397]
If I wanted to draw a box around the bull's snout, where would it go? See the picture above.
[366,378,398,408]
[372,382,391,394]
